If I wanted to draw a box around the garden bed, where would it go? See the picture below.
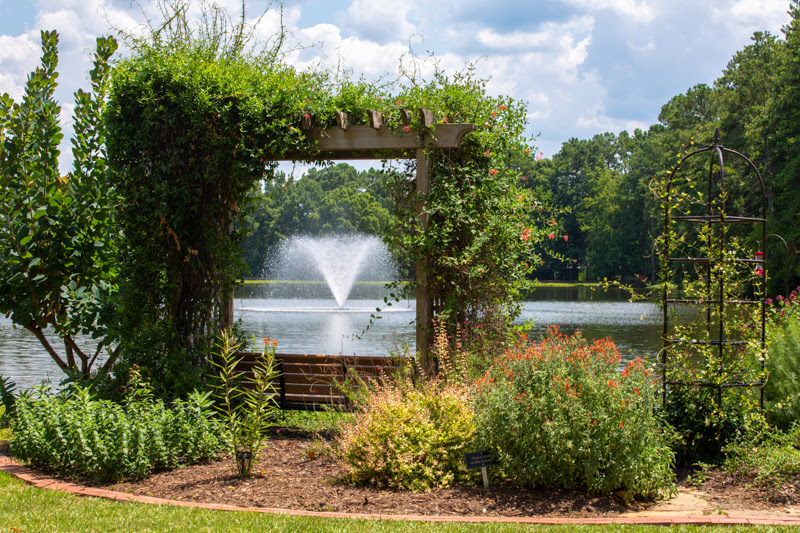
[39,431,795,519]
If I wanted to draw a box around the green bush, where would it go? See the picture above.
[336,383,475,492]
[663,383,761,464]
[764,290,800,428]
[473,328,675,502]
[724,424,800,488]
[10,386,222,481]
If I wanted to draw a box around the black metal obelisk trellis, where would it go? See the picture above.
[660,129,767,412]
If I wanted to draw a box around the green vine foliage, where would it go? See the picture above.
[106,1,546,392]
[388,70,549,355]
[0,31,120,381]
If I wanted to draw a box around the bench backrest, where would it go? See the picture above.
[234,352,412,411]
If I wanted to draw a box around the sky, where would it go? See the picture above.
[0,0,794,166]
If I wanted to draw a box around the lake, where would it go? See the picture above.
[0,284,672,390]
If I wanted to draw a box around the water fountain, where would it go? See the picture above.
[263,234,397,308]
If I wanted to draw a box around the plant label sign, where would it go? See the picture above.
[465,451,498,469]
[464,451,498,488]
[236,451,253,460]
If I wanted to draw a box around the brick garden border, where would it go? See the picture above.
[2,451,800,526]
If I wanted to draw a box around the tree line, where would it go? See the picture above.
[512,2,800,295]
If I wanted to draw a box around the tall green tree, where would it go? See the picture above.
[770,0,800,290]
[0,31,120,381]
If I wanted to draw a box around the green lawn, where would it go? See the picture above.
[0,471,793,533]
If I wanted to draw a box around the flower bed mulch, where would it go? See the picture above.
[4,431,799,518]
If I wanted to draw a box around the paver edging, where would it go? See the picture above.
[2,449,800,526]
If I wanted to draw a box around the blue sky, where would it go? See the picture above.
[0,0,793,161]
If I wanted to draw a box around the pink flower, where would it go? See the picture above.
[755,268,764,276]
[303,113,310,119]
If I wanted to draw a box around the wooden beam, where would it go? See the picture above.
[419,109,434,128]
[335,111,350,130]
[300,124,474,155]
[367,109,384,130]
[415,146,433,371]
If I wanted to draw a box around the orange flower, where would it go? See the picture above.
[548,233,555,240]
[498,104,507,111]
[488,169,499,176]
[491,111,497,117]
[402,125,411,133]
[564,235,569,242]
[396,99,403,106]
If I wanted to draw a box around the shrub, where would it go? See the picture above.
[764,288,800,428]
[336,382,475,492]
[472,328,675,502]
[10,384,222,481]
[663,382,762,464]
[724,424,800,489]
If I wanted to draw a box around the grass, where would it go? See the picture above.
[274,408,352,434]
[0,472,795,533]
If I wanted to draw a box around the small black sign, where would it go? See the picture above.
[464,451,498,469]
[236,451,253,460]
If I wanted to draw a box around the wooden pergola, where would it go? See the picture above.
[225,109,475,366]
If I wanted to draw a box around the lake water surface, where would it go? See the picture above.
[1,284,673,390]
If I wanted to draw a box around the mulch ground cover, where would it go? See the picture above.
[4,430,800,518]
[88,430,800,518]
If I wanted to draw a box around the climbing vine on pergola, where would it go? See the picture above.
[106,43,546,389]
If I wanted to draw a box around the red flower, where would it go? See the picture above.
[396,99,403,106]
[402,125,411,133]
[564,235,569,242]
[548,233,555,240]
[488,169,499,176]
[491,111,497,118]
[521,228,532,241]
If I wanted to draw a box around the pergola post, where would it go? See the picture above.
[415,147,433,371]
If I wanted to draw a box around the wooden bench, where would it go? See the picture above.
[234,353,414,411]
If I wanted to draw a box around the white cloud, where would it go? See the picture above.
[342,0,417,43]
[564,0,655,23]
[713,0,790,40]
[0,34,39,100]
[476,28,549,50]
